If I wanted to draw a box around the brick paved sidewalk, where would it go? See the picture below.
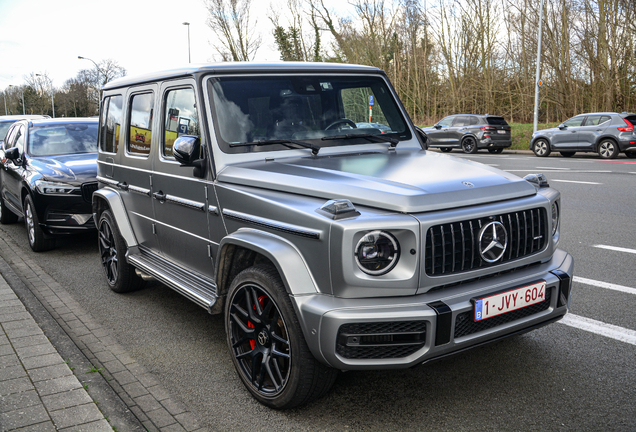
[0,275,111,431]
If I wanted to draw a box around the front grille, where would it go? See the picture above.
[336,321,427,360]
[81,182,98,203]
[425,208,547,276]
[454,288,552,338]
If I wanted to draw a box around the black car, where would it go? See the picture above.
[0,115,50,145]
[0,117,98,251]
[422,114,512,153]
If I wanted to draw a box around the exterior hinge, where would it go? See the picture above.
[152,223,156,234]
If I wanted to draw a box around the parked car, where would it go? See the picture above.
[531,112,636,158]
[92,63,572,409]
[355,122,392,133]
[422,114,512,153]
[0,115,50,145]
[0,117,99,251]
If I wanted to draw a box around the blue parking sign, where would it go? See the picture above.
[369,95,374,106]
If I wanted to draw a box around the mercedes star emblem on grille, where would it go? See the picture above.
[478,221,508,263]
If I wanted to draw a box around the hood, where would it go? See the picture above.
[218,149,537,213]
[29,153,98,183]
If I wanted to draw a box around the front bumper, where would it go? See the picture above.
[293,248,573,370]
[32,193,96,236]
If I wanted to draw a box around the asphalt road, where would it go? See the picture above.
[1,151,635,431]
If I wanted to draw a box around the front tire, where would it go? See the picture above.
[97,210,143,293]
[488,148,504,154]
[440,147,452,153]
[560,151,576,157]
[24,195,55,252]
[532,139,551,157]
[225,265,337,409]
[626,150,636,159]
[597,139,618,159]
[462,137,478,154]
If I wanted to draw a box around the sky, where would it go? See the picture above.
[0,0,349,91]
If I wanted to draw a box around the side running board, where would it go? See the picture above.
[127,250,218,313]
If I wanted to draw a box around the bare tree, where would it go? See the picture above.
[206,0,262,61]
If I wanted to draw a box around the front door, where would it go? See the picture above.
[552,116,584,150]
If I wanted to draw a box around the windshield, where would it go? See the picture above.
[29,123,98,156]
[207,75,410,153]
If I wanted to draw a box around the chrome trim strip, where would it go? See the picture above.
[96,176,118,186]
[223,209,321,239]
[164,194,205,211]
[208,205,218,215]
[128,185,151,196]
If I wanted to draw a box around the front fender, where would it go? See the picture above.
[92,187,138,248]
[217,228,319,296]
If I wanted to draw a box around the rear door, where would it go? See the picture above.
[578,114,611,149]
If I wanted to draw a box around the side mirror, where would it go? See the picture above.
[173,135,206,178]
[414,126,428,150]
[558,124,566,130]
[5,147,20,161]
[434,124,442,130]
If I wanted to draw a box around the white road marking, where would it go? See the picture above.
[535,166,570,170]
[593,244,636,255]
[573,276,636,295]
[503,170,611,173]
[559,314,636,346]
[552,179,602,185]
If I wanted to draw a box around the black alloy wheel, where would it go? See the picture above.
[462,137,478,154]
[225,265,337,409]
[98,210,143,293]
[532,139,551,157]
[560,152,576,157]
[488,148,504,154]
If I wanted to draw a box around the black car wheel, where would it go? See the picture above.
[560,152,576,157]
[461,137,478,154]
[597,139,619,159]
[226,265,337,409]
[532,139,551,157]
[98,210,143,293]
[440,147,453,153]
[0,195,18,224]
[488,148,504,154]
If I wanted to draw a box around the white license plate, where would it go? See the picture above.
[497,130,507,134]
[474,281,547,322]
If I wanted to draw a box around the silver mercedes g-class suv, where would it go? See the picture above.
[93,63,573,409]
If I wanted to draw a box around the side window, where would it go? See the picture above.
[452,116,469,127]
[100,95,123,153]
[563,116,584,127]
[437,116,454,127]
[163,88,199,158]
[3,125,18,151]
[128,92,155,156]
[469,116,479,125]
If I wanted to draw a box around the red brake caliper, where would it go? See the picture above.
[248,296,267,350]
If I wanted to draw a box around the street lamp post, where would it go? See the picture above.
[183,22,191,63]
[78,56,104,110]
[9,85,25,115]
[3,91,7,115]
[36,74,55,118]
[533,0,545,133]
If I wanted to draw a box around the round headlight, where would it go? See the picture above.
[354,230,400,276]
[551,202,559,236]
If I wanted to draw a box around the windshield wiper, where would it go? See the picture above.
[230,139,320,156]
[321,133,399,148]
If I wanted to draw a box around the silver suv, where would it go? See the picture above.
[93,63,573,409]
[531,112,636,158]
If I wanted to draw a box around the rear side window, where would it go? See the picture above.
[163,88,199,158]
[584,115,611,126]
[452,116,470,127]
[128,92,154,156]
[623,115,636,125]
[486,117,508,126]
[100,95,123,153]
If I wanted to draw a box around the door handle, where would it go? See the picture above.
[153,191,166,201]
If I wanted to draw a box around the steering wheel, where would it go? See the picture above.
[325,118,357,130]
